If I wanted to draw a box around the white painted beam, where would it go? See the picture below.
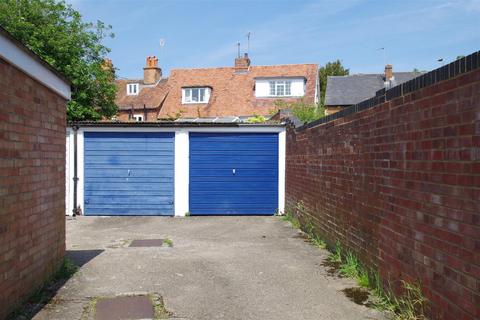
[174,130,189,216]
[0,31,71,100]
[77,129,85,214]
[278,130,286,214]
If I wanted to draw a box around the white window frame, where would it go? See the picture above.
[133,114,144,122]
[269,80,292,97]
[182,87,210,104]
[127,83,139,95]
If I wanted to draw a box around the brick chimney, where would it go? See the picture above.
[384,64,393,81]
[235,53,251,71]
[143,56,162,85]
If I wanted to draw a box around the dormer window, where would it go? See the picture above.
[182,87,211,104]
[127,83,139,95]
[255,77,305,98]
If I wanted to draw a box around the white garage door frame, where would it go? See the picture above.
[68,126,285,217]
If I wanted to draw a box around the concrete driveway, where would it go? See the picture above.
[33,216,385,320]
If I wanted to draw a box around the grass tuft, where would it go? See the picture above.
[163,238,173,247]
[281,209,301,229]
[9,258,79,319]
[283,202,428,320]
[327,243,428,320]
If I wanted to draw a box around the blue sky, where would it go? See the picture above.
[66,0,480,79]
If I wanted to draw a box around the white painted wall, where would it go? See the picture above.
[278,130,286,215]
[174,130,189,216]
[77,130,85,216]
[69,126,286,217]
[255,78,305,98]
[255,80,270,97]
[65,129,74,215]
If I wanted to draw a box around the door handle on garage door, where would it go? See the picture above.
[232,168,236,175]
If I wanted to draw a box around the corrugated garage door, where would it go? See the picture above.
[189,132,278,215]
[84,132,174,215]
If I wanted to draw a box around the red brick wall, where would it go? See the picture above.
[0,57,67,319]
[286,61,479,319]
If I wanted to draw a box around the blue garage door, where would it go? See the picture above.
[189,132,278,215]
[84,132,174,216]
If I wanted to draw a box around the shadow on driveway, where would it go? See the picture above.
[8,249,103,320]
[67,249,104,267]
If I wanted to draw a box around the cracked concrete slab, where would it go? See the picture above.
[32,216,387,320]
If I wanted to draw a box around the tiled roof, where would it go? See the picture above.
[325,72,420,106]
[115,78,169,111]
[115,64,318,118]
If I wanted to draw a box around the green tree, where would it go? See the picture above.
[0,0,117,121]
[319,60,349,106]
[272,99,325,124]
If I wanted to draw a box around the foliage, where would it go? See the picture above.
[281,208,301,229]
[246,114,267,123]
[304,221,326,249]
[319,60,349,106]
[56,257,79,279]
[284,201,429,320]
[0,0,117,121]
[327,241,343,263]
[327,243,428,319]
[412,68,426,73]
[163,238,173,247]
[273,99,325,124]
[9,258,79,319]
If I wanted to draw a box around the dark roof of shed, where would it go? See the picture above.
[325,72,420,106]
[68,121,285,128]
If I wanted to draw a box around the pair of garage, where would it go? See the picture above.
[66,123,285,216]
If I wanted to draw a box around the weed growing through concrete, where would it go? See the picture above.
[149,293,173,319]
[80,296,99,320]
[304,221,326,249]
[281,208,301,229]
[81,293,173,320]
[283,202,429,320]
[327,242,343,264]
[328,243,428,320]
[163,238,173,247]
[9,258,79,319]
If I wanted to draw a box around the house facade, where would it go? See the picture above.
[115,54,319,121]
[324,64,420,115]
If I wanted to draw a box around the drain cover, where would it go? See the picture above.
[129,239,164,247]
[95,295,154,320]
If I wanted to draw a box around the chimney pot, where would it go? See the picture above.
[384,64,393,81]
